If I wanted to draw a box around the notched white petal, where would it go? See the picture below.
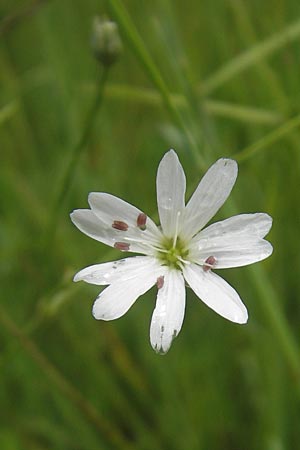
[92,263,165,320]
[190,234,273,269]
[70,209,117,247]
[70,208,160,255]
[74,256,160,285]
[156,149,186,238]
[182,158,238,240]
[195,213,273,241]
[183,264,248,324]
[88,192,160,238]
[150,270,186,354]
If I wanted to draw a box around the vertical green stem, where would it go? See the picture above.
[106,0,205,169]
[56,67,109,211]
[247,265,300,384]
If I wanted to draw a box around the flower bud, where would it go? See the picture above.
[91,17,122,67]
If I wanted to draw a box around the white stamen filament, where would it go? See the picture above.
[177,255,190,265]
[172,211,181,248]
[121,235,165,253]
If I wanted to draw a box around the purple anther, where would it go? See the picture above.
[114,242,130,251]
[137,213,147,230]
[112,220,129,231]
[203,255,216,272]
[156,275,164,289]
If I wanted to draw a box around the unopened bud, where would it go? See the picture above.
[91,17,122,67]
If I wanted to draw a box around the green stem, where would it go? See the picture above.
[246,265,300,385]
[55,67,109,210]
[234,113,300,162]
[106,0,205,169]
[200,17,300,95]
[0,306,134,450]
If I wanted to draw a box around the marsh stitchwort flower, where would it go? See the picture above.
[71,150,273,354]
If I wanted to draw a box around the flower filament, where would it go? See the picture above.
[158,236,189,269]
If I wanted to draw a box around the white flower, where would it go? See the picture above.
[70,150,273,354]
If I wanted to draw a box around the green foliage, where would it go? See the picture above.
[1,0,300,449]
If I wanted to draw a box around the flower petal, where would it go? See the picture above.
[156,149,186,238]
[150,269,186,354]
[88,192,160,239]
[195,213,273,240]
[70,209,117,247]
[183,264,248,324]
[70,208,158,255]
[189,213,273,268]
[74,256,159,285]
[181,158,238,240]
[92,263,165,320]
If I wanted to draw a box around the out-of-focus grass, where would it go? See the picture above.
[1,0,300,449]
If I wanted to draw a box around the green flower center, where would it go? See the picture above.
[158,236,189,269]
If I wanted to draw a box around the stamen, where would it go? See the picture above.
[114,242,130,251]
[112,220,128,231]
[177,255,190,265]
[172,211,181,248]
[122,235,165,253]
[203,255,216,272]
[137,213,147,230]
[156,276,164,289]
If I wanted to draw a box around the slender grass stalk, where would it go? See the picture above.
[200,17,300,95]
[0,305,134,450]
[19,69,283,125]
[219,192,300,390]
[55,67,109,211]
[228,0,289,112]
[102,83,282,124]
[234,113,300,162]
[106,0,205,169]
[246,265,300,384]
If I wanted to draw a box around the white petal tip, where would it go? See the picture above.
[219,157,237,166]
[151,329,178,355]
[167,148,176,154]
[92,305,106,321]
[87,192,98,203]
[216,157,238,175]
[267,243,273,256]
[92,297,116,321]
[162,149,179,162]
[73,273,81,282]
[153,345,169,355]
[233,310,248,324]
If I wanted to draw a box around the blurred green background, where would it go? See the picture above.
[1,0,300,449]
